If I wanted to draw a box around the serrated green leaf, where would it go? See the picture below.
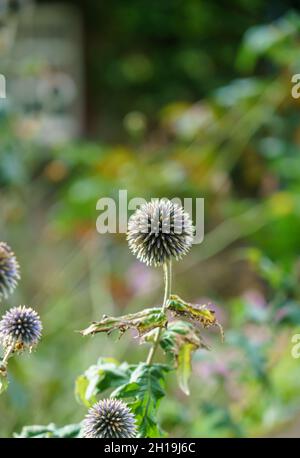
[111,363,170,438]
[56,424,82,438]
[14,423,81,438]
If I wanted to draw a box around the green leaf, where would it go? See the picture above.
[75,375,96,407]
[158,321,209,396]
[159,321,209,355]
[14,423,81,438]
[111,363,170,438]
[81,307,167,338]
[75,357,132,407]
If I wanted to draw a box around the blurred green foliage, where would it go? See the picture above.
[1,1,300,438]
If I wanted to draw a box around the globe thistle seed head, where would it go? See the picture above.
[82,398,137,439]
[0,242,20,300]
[0,305,42,350]
[127,199,194,267]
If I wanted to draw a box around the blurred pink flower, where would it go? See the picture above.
[126,262,160,295]
[243,289,267,309]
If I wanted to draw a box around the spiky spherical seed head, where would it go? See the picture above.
[82,398,137,439]
[127,199,194,267]
[0,242,20,300]
[0,306,42,351]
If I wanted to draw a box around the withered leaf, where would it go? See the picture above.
[167,294,224,341]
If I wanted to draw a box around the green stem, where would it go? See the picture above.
[146,260,172,365]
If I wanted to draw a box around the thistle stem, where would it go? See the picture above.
[146,260,172,365]
[0,344,14,373]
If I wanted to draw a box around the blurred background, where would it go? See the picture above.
[1,0,300,438]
